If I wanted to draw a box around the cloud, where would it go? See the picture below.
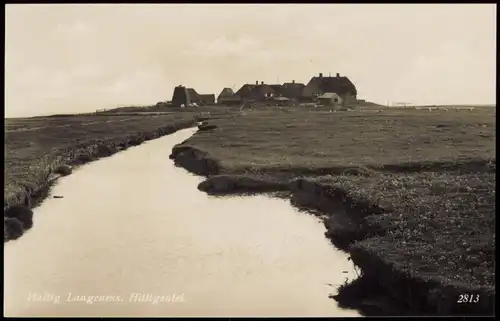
[4,4,496,117]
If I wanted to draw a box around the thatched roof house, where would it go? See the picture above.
[234,81,283,101]
[249,83,276,100]
[235,83,258,100]
[217,88,234,103]
[282,80,305,100]
[171,86,206,106]
[171,85,190,106]
[302,73,357,104]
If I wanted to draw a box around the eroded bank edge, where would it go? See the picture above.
[4,119,198,243]
[168,125,495,317]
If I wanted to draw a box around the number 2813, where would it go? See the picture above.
[457,294,480,303]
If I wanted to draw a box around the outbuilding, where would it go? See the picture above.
[318,92,342,106]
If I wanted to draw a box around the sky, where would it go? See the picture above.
[5,4,497,117]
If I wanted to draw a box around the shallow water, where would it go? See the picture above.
[4,128,360,317]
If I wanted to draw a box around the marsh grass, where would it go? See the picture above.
[170,107,496,316]
[54,165,73,176]
[4,217,24,241]
[182,108,494,173]
[5,113,198,211]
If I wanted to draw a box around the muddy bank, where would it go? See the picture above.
[198,174,289,196]
[169,144,221,176]
[288,179,386,252]
[288,178,494,316]
[4,120,196,243]
[168,129,495,316]
[336,240,495,316]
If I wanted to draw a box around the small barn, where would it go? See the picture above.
[171,86,200,106]
[318,92,342,106]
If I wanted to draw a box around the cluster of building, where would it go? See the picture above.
[170,87,216,107]
[170,72,358,107]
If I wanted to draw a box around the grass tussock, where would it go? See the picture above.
[4,217,24,242]
[54,164,73,176]
[198,174,289,195]
[168,107,496,316]
[4,204,34,229]
[198,123,218,131]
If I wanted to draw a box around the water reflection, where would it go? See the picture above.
[4,128,360,317]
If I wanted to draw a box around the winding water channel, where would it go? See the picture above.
[4,127,361,317]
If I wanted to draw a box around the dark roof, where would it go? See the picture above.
[306,76,357,96]
[281,82,305,98]
[199,94,215,103]
[218,88,234,99]
[248,84,275,97]
[234,84,256,98]
[219,95,242,103]
[269,85,283,95]
[187,88,198,95]
[186,88,201,102]
[171,85,190,106]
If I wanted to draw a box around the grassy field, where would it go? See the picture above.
[93,104,239,115]
[4,113,198,210]
[182,107,494,173]
[4,104,496,315]
[170,106,496,315]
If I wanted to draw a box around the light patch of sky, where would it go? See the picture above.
[5,3,496,117]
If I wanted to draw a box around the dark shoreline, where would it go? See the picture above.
[169,126,495,317]
[4,119,197,243]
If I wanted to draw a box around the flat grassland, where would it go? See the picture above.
[4,105,496,315]
[172,106,496,316]
[5,113,197,209]
[188,107,494,173]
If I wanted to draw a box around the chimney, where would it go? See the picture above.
[319,73,323,78]
[256,81,258,85]
[261,81,264,85]
[292,80,295,84]
[336,73,340,78]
